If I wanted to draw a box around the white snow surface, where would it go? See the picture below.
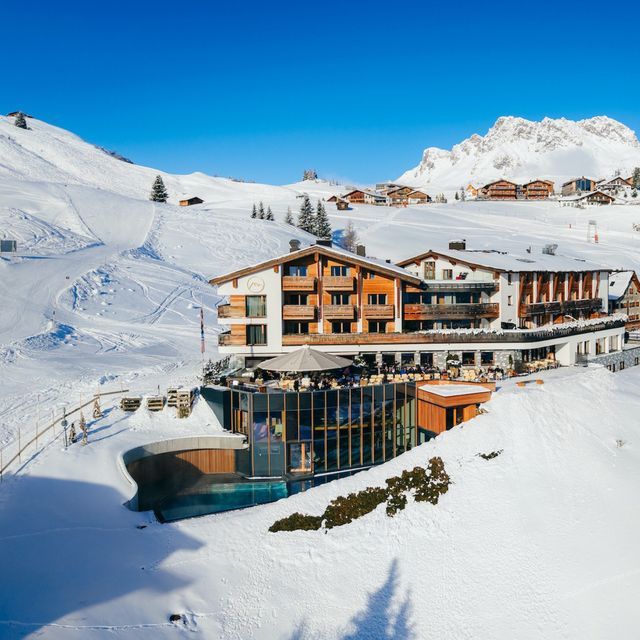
[1,116,640,638]
[397,115,640,193]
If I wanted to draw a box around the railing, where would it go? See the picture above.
[281,318,626,346]
[422,281,499,292]
[0,388,129,479]
[523,298,602,317]
[323,276,354,291]
[362,304,395,319]
[218,332,246,346]
[404,303,499,319]
[217,304,246,319]
[324,304,356,319]
[283,304,316,320]
[282,276,316,291]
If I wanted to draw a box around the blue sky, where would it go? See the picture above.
[3,0,638,184]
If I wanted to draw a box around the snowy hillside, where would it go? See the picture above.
[397,116,640,191]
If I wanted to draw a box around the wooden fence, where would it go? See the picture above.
[0,388,129,480]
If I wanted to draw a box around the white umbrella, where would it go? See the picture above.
[258,345,353,372]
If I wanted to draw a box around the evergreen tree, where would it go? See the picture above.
[284,206,294,225]
[297,195,315,233]
[258,201,265,220]
[266,206,274,221]
[14,112,28,129]
[460,187,466,201]
[314,200,332,239]
[340,221,359,253]
[303,169,318,181]
[251,203,257,218]
[149,175,168,202]
[633,188,638,199]
[632,167,640,189]
[454,191,459,201]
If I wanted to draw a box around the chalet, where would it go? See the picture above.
[211,239,624,370]
[375,182,404,195]
[343,189,388,205]
[597,176,631,193]
[326,195,340,203]
[179,196,204,206]
[407,190,432,204]
[466,184,478,199]
[479,180,518,200]
[523,180,554,200]
[561,177,598,197]
[387,186,415,205]
[336,199,350,211]
[560,190,615,206]
[609,270,640,330]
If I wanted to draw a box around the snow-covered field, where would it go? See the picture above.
[1,115,640,638]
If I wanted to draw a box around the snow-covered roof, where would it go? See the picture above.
[558,190,613,202]
[399,248,610,273]
[419,383,490,397]
[608,270,635,301]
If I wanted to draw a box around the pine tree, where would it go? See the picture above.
[258,201,265,220]
[314,200,332,239]
[460,187,466,201]
[633,188,638,199]
[251,203,257,218]
[340,221,359,253]
[303,169,318,181]
[297,195,315,233]
[632,168,640,189]
[454,191,459,201]
[149,175,168,202]
[14,112,28,129]
[284,206,294,225]
[266,206,274,221]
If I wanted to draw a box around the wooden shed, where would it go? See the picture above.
[417,381,494,438]
[179,196,204,206]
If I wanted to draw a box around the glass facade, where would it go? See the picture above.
[227,383,416,478]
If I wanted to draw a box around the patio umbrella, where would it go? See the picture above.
[257,345,353,372]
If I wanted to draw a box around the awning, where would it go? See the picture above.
[257,345,353,372]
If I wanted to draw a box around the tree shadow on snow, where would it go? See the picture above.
[289,559,415,640]
[0,475,203,639]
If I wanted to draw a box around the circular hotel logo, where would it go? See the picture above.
[247,276,265,293]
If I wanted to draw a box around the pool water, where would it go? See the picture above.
[155,470,364,523]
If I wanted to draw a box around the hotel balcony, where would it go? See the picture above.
[323,275,355,291]
[404,303,499,320]
[323,304,356,319]
[218,332,246,346]
[362,304,395,319]
[523,298,602,317]
[422,281,498,292]
[282,276,316,291]
[282,305,316,320]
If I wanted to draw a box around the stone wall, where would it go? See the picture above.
[579,345,640,372]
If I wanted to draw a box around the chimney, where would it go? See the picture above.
[289,239,301,253]
[315,239,332,247]
[356,244,366,256]
[448,239,466,251]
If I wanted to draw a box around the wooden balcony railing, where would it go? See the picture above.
[362,304,395,319]
[323,304,356,319]
[218,332,246,346]
[282,276,316,291]
[217,304,245,319]
[404,303,499,320]
[282,305,316,320]
[523,298,602,317]
[323,276,355,291]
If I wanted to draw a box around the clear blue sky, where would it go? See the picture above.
[3,0,638,184]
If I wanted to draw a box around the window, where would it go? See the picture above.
[620,361,625,370]
[368,294,387,305]
[286,265,307,276]
[330,265,349,276]
[507,295,513,305]
[331,293,350,305]
[442,269,453,280]
[364,271,376,279]
[480,351,494,365]
[245,295,266,317]
[331,321,352,334]
[507,273,512,285]
[423,261,436,280]
[368,320,388,333]
[284,293,308,305]
[283,321,309,335]
[246,325,267,345]
[462,352,475,366]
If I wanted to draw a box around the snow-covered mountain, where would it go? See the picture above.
[397,116,640,191]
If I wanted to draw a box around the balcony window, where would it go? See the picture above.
[285,293,308,305]
[442,269,453,280]
[330,265,350,276]
[283,321,309,335]
[246,295,266,317]
[246,324,267,345]
[286,265,308,276]
[423,261,436,280]
[331,321,352,334]
[368,294,387,305]
[368,320,388,333]
[331,293,350,305]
